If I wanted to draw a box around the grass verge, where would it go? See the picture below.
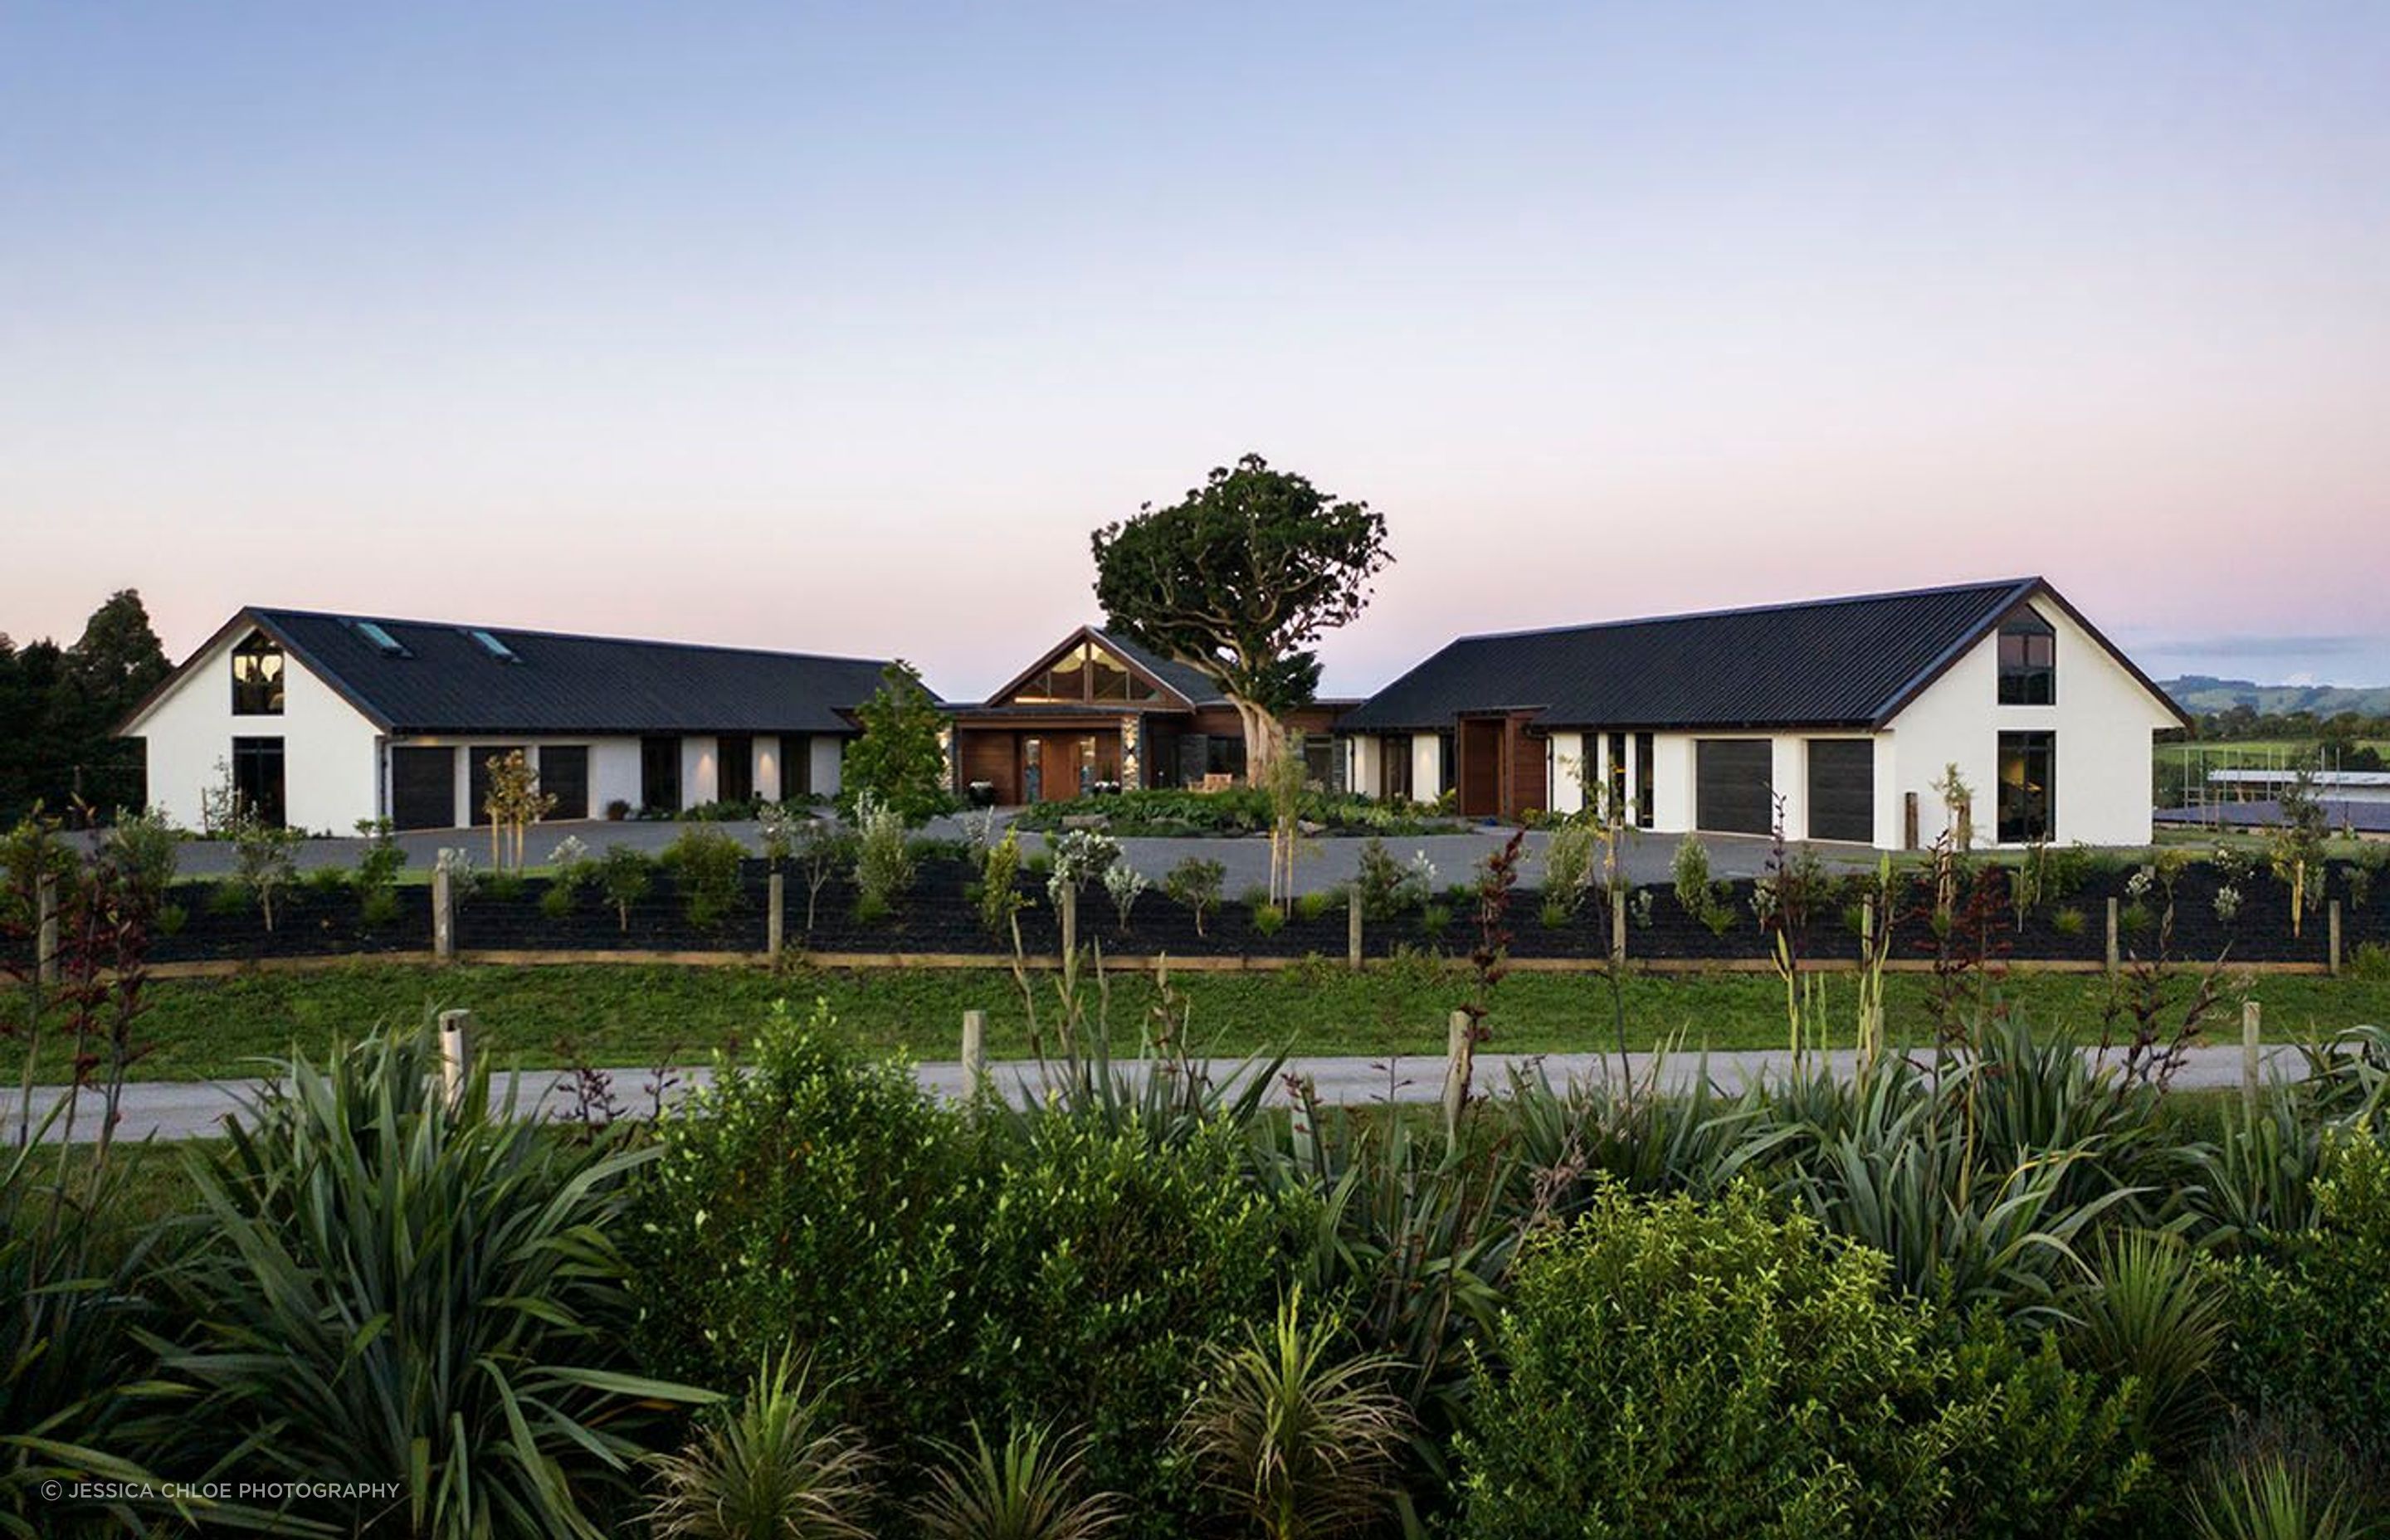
[3,960,2386,1084]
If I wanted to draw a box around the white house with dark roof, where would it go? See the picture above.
[118,608,907,833]
[1338,578,2187,849]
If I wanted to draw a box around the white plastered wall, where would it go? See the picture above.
[1883,601,2176,848]
[125,627,384,833]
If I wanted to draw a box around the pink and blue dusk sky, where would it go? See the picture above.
[3,2,2387,699]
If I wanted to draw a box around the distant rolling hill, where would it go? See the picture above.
[2161,675,2390,717]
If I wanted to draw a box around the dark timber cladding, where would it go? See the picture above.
[1695,739,1772,835]
[1806,739,1875,843]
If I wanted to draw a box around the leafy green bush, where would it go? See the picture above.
[962,1117,1304,1531]
[663,826,746,928]
[1671,832,1735,933]
[1292,889,1337,924]
[598,846,653,932]
[1251,901,1286,937]
[851,792,916,919]
[159,1028,707,1538]
[1456,1181,2149,1540]
[1162,856,1226,935]
[628,1005,975,1449]
[2206,1124,2390,1443]
[102,807,181,913]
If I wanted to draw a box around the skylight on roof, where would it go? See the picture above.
[465,628,519,663]
[349,621,410,657]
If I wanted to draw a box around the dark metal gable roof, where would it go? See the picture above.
[227,609,905,735]
[1339,578,2074,733]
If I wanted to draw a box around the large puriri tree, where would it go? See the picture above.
[1090,455,1390,780]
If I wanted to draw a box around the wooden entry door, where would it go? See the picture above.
[1459,719,1504,818]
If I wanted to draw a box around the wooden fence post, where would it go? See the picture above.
[35,874,57,987]
[2328,900,2342,977]
[2104,898,2119,976]
[2241,999,2261,1118]
[432,854,456,962]
[768,870,786,963]
[1610,882,1627,965]
[1348,883,1363,971]
[438,1006,475,1109]
[961,1008,987,1099]
[1441,1009,1471,1144]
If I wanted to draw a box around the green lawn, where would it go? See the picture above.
[4,960,2385,1084]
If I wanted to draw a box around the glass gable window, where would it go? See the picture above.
[1014,643,1160,703]
[1997,613,2056,704]
[1997,731,2056,843]
[231,632,285,716]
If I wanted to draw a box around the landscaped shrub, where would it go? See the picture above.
[1455,1180,2149,1540]
[851,792,915,921]
[2205,1124,2390,1445]
[1013,787,1461,840]
[156,1028,708,1538]
[643,1351,878,1540]
[911,1420,1122,1540]
[1671,831,1735,935]
[962,1116,1305,1533]
[102,806,181,914]
[628,1005,977,1448]
[598,845,653,931]
[1177,1285,1411,1540]
[1162,856,1225,936]
[663,826,745,929]
[229,813,302,931]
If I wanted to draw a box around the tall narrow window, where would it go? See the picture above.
[1383,735,1413,802]
[1997,613,2056,704]
[232,632,284,716]
[1636,733,1656,828]
[1997,732,2056,843]
[716,735,754,805]
[232,737,286,826]
[1607,731,1628,821]
[641,737,681,813]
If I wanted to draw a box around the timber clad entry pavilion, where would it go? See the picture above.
[945,626,1349,804]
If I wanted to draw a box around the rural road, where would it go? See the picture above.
[19,1045,2317,1144]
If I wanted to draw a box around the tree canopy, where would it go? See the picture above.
[0,588,170,823]
[1090,455,1389,774]
[839,660,951,826]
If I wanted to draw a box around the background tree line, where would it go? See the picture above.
[0,588,171,825]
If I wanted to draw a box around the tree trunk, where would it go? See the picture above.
[1231,697,1282,786]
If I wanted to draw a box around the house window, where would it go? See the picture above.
[1016,643,1160,704]
[1997,731,2055,843]
[1607,731,1628,821]
[1636,733,1656,828]
[232,736,285,827]
[232,632,284,716]
[1383,735,1413,802]
[641,737,680,813]
[1997,613,2056,705]
[716,735,754,805]
[1204,734,1247,780]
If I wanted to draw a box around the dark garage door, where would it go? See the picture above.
[390,747,456,831]
[1807,739,1875,843]
[1695,739,1773,835]
[540,746,589,820]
